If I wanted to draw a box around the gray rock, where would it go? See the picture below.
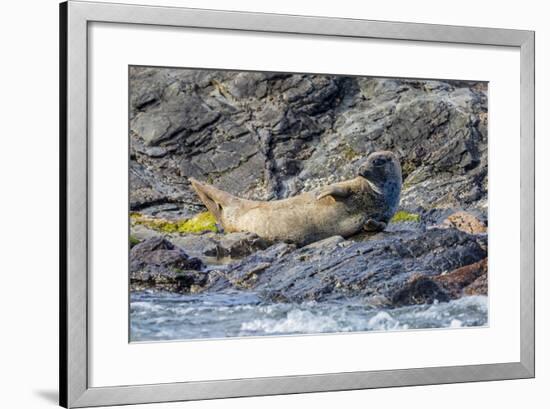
[129,235,243,293]
[170,231,271,260]
[129,225,272,264]
[130,237,204,280]
[201,227,487,305]
[129,68,488,215]
[129,225,487,307]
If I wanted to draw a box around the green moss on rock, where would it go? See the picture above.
[391,211,421,223]
[129,235,141,247]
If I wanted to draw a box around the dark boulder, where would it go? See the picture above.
[130,237,205,292]
[205,228,487,305]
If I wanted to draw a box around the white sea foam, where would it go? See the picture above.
[367,311,400,331]
[450,319,463,328]
[240,310,340,335]
[130,292,488,341]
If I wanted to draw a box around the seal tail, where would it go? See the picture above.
[189,178,238,223]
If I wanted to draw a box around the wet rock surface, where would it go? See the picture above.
[130,236,204,273]
[129,237,206,292]
[130,223,488,307]
[211,227,486,303]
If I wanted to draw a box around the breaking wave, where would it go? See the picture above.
[130,291,488,342]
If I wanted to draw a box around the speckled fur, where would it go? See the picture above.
[190,151,402,246]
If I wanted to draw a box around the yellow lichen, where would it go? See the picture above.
[130,212,218,234]
[177,211,218,233]
[391,210,421,223]
[401,161,416,179]
[341,144,360,161]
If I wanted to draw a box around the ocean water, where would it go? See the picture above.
[130,291,488,342]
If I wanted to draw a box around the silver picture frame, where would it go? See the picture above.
[60,1,535,407]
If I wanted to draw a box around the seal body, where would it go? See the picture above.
[190,151,401,246]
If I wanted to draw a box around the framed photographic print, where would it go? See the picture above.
[60,1,535,407]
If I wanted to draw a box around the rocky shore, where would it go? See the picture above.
[130,210,487,307]
[129,68,488,310]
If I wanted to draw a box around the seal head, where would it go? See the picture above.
[358,151,402,223]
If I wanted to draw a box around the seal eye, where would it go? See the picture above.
[372,157,387,167]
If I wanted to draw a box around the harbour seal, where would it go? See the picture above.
[189,151,402,245]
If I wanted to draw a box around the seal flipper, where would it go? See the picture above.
[316,185,352,201]
[189,178,238,225]
[363,219,387,232]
